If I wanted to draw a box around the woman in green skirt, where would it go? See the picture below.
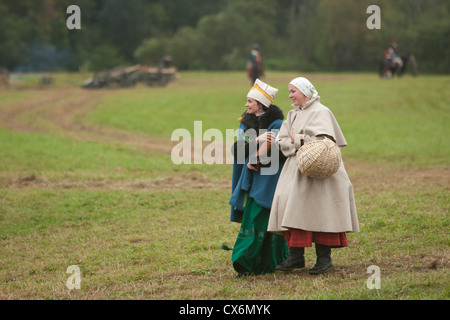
[229,79,288,277]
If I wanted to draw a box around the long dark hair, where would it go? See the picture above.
[256,101,269,112]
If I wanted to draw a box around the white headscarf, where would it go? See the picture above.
[289,77,318,99]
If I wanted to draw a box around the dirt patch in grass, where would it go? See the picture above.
[345,159,449,194]
[0,172,229,191]
[1,162,448,194]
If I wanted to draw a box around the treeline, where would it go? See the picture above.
[1,0,449,73]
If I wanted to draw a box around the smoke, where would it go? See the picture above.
[13,44,72,72]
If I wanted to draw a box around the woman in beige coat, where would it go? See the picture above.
[268,77,359,275]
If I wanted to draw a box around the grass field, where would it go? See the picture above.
[0,71,448,300]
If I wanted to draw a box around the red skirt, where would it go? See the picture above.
[285,228,348,248]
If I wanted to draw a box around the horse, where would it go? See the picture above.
[379,54,417,78]
[400,54,417,77]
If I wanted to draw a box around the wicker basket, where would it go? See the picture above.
[296,137,342,179]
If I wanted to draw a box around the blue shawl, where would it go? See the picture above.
[229,106,285,222]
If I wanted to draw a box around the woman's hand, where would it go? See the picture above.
[256,131,276,144]
[290,133,297,143]
[247,162,260,171]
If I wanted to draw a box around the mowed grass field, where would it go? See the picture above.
[0,71,448,300]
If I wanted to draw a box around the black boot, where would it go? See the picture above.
[309,244,333,275]
[233,262,252,278]
[275,247,305,271]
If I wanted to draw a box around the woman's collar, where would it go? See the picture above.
[292,96,320,110]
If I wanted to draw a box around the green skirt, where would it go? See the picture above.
[232,197,288,275]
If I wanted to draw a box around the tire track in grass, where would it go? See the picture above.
[0,88,228,190]
[0,88,174,154]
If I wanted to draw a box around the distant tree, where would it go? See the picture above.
[86,45,127,72]
[134,37,167,66]
[166,27,201,69]
[0,3,30,69]
[151,0,278,70]
[97,0,150,61]
[1,0,448,73]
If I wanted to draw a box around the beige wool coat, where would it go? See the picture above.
[268,96,359,234]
